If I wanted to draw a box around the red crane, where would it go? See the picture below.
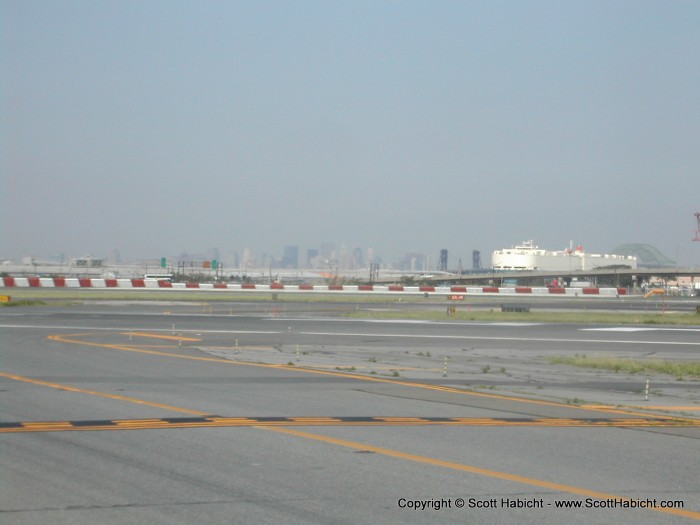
[694,212,700,241]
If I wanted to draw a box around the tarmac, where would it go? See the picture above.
[200,342,700,419]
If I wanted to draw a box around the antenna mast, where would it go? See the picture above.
[694,212,700,242]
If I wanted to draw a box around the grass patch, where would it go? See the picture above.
[4,289,699,326]
[345,309,700,325]
[548,354,700,379]
[0,289,445,304]
[1,300,47,307]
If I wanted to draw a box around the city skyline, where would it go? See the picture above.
[2,2,699,268]
[3,235,689,272]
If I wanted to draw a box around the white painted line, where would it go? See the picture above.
[0,324,280,335]
[581,327,700,332]
[297,331,700,346]
[2,324,697,347]
[263,318,544,327]
[580,327,657,332]
[365,320,545,327]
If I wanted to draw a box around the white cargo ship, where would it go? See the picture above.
[492,241,637,271]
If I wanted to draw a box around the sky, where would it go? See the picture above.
[2,0,699,268]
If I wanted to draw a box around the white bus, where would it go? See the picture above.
[143,274,173,282]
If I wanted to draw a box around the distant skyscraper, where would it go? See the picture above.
[439,249,448,271]
[352,247,364,269]
[242,248,254,269]
[400,252,426,271]
[306,249,319,268]
[338,243,349,270]
[225,250,239,269]
[206,248,220,264]
[472,250,482,270]
[282,245,299,268]
[320,242,335,261]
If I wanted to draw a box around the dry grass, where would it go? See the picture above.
[345,309,700,325]
[548,354,700,379]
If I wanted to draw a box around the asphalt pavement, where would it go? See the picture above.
[1,301,699,524]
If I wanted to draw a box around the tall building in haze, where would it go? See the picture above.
[282,245,299,268]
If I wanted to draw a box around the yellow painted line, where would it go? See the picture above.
[216,346,278,352]
[289,417,342,422]
[48,334,248,364]
[2,416,697,434]
[271,366,697,422]
[112,418,168,424]
[114,420,171,427]
[45,333,700,424]
[450,417,507,423]
[262,426,700,521]
[121,332,201,342]
[309,365,421,371]
[119,344,190,349]
[374,417,428,422]
[0,372,210,416]
[22,421,74,428]
[207,417,260,424]
[624,406,700,411]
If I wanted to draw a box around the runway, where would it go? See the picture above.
[1,301,699,524]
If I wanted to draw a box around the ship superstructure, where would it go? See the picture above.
[492,241,638,271]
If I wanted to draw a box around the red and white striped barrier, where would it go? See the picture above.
[0,276,627,296]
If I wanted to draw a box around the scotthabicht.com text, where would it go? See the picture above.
[397,497,685,511]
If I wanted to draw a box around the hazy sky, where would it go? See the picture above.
[2,0,699,267]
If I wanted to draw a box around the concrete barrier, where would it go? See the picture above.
[0,276,629,298]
